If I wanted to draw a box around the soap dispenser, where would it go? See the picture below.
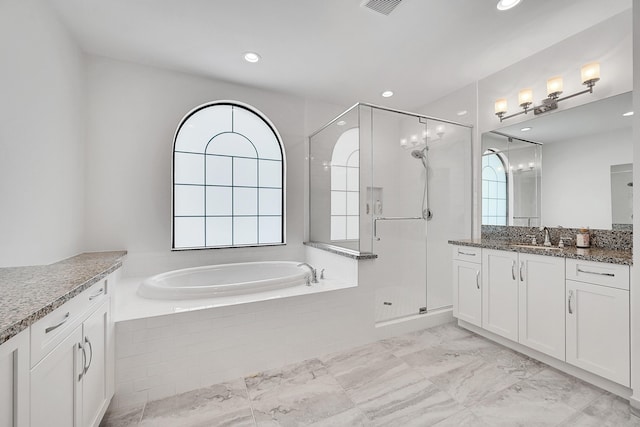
[576,227,590,248]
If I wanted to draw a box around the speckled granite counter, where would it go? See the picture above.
[0,251,127,345]
[449,239,632,266]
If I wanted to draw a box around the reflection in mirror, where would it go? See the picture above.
[611,163,633,230]
[481,133,541,227]
[483,91,633,230]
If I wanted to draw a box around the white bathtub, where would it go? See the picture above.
[137,261,311,300]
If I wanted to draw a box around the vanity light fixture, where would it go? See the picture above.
[495,62,601,122]
[381,90,394,98]
[399,125,445,148]
[243,52,261,63]
[497,0,522,11]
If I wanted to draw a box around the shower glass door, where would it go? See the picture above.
[371,108,428,322]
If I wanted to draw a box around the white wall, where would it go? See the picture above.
[0,0,86,267]
[542,128,632,229]
[85,57,343,277]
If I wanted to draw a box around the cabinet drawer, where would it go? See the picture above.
[565,259,629,290]
[30,279,109,368]
[452,246,481,263]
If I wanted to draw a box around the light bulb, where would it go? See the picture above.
[546,76,563,97]
[518,89,533,107]
[495,98,508,114]
[581,62,601,85]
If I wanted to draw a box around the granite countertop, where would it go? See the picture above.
[449,239,632,266]
[0,251,127,345]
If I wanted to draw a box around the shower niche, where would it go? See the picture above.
[308,103,472,322]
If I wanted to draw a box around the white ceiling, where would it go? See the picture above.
[49,0,631,110]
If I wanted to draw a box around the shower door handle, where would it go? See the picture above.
[373,216,424,239]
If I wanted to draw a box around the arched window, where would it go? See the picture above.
[172,101,285,249]
[482,149,507,225]
[331,128,359,241]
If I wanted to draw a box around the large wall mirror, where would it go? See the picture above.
[481,91,633,230]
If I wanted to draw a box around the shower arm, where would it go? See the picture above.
[373,216,424,239]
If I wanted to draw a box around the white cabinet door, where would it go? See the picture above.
[566,280,630,386]
[453,260,482,327]
[482,249,518,341]
[0,330,29,427]
[30,325,83,427]
[518,253,565,360]
[82,300,110,427]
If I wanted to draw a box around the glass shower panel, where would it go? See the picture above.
[424,120,473,311]
[309,106,360,251]
[371,108,427,322]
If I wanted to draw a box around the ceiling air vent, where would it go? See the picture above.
[361,0,403,16]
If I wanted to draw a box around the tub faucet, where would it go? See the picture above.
[297,263,319,284]
[539,226,552,247]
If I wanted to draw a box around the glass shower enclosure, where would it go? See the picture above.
[309,104,472,323]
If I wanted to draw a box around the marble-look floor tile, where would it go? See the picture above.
[138,379,254,427]
[400,334,503,379]
[426,322,474,343]
[246,359,354,426]
[432,408,489,427]
[470,380,578,426]
[379,328,442,357]
[307,407,371,426]
[561,393,640,427]
[489,348,547,380]
[429,359,521,407]
[522,368,604,410]
[319,341,391,378]
[100,404,144,427]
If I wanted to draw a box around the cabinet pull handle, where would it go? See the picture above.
[568,290,574,314]
[78,342,86,381]
[84,337,93,375]
[519,261,524,282]
[511,260,516,280]
[476,271,480,289]
[576,267,615,277]
[89,288,104,300]
[45,312,70,334]
[458,250,476,256]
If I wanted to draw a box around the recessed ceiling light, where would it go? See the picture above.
[623,111,634,117]
[521,127,532,132]
[243,52,261,63]
[497,0,522,11]
[381,90,394,98]
[457,110,468,116]
[336,120,346,126]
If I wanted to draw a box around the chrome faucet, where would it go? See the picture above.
[540,226,552,247]
[297,263,319,284]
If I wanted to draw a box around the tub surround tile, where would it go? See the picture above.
[0,251,127,344]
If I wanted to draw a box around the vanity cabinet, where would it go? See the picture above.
[30,277,113,427]
[481,249,565,359]
[565,259,630,386]
[517,253,565,360]
[452,246,482,327]
[482,249,519,341]
[0,329,29,427]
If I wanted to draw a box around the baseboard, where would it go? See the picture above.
[458,320,632,400]
[630,396,640,418]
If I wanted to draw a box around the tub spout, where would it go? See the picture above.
[297,262,319,284]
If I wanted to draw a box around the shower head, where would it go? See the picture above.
[411,148,427,159]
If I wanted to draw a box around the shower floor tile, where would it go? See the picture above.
[101,322,637,427]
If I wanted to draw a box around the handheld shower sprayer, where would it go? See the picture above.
[410,147,432,220]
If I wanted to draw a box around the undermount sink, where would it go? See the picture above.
[510,244,563,251]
